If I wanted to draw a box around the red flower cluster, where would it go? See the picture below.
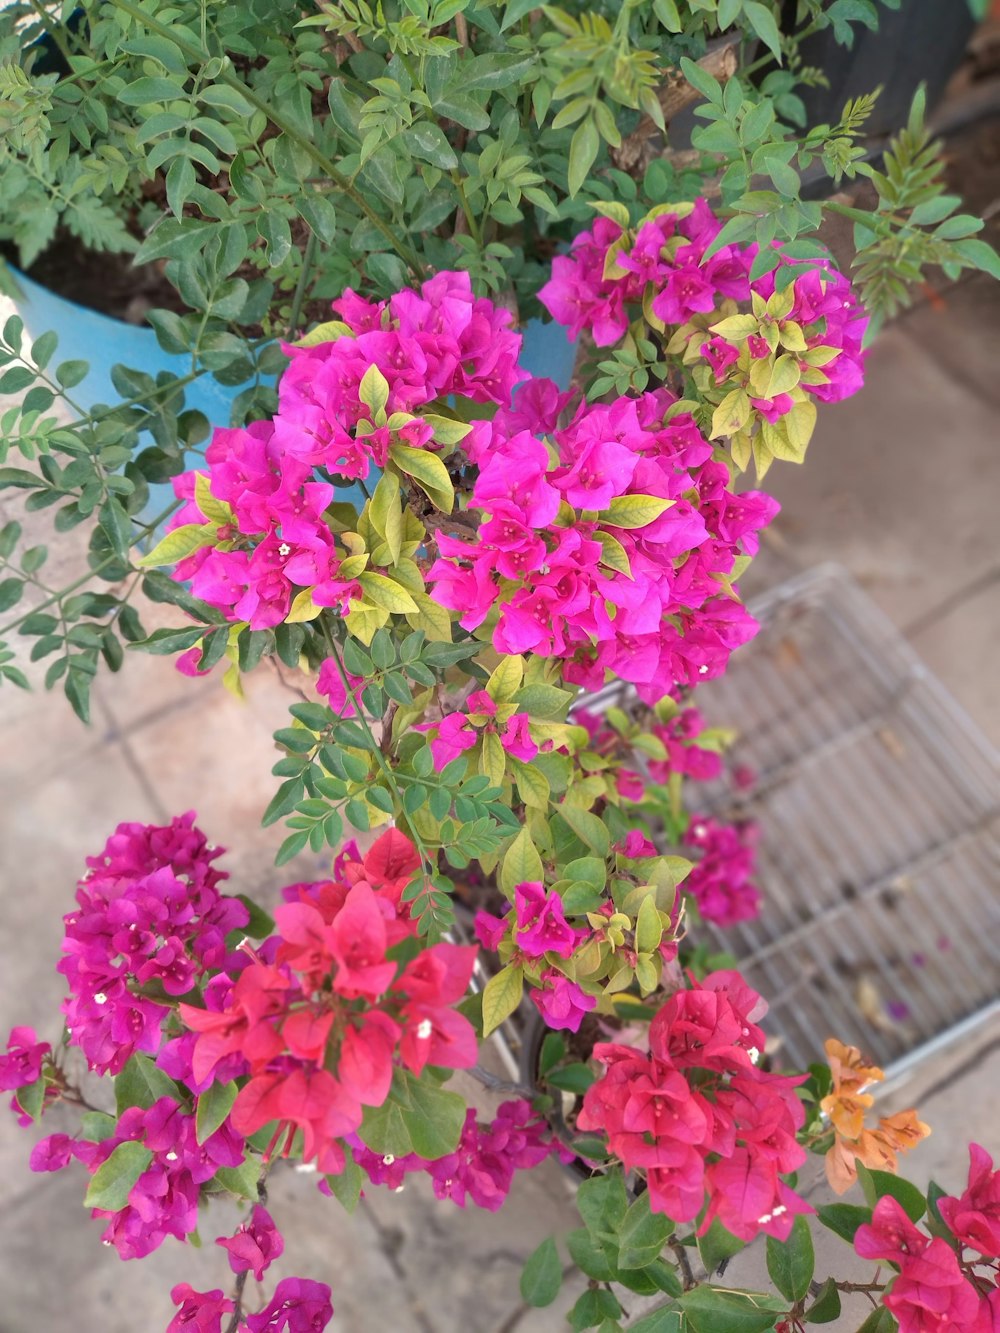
[577,971,811,1241]
[856,1192,999,1331]
[178,831,477,1175]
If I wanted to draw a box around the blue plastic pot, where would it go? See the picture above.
[11,270,578,518]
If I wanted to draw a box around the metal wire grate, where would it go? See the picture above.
[687,564,1000,1072]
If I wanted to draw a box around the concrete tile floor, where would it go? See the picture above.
[1,269,998,1331]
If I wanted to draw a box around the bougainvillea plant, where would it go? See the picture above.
[5,194,1000,1333]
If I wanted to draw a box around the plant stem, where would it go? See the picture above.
[223,1270,249,1333]
[318,616,437,876]
[287,231,319,340]
[0,498,181,639]
[107,0,425,278]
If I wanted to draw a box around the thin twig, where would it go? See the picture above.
[224,1270,250,1333]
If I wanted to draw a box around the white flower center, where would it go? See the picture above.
[416,1019,433,1040]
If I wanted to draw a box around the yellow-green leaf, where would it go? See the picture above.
[600,494,675,530]
[405,591,454,641]
[345,600,389,644]
[135,523,217,568]
[711,388,751,440]
[499,826,544,898]
[634,952,660,995]
[709,314,759,340]
[783,398,817,455]
[481,730,507,787]
[424,413,473,446]
[512,758,550,810]
[486,654,523,703]
[357,572,418,614]
[368,470,399,536]
[635,893,663,954]
[194,472,233,526]
[285,587,322,622]
[482,963,523,1036]
[292,319,352,347]
[338,553,370,580]
[359,363,389,418]
[594,530,632,577]
[765,354,801,398]
[389,443,454,513]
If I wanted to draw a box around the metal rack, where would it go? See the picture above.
[690,564,1000,1072]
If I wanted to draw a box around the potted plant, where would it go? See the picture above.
[2,3,999,1331]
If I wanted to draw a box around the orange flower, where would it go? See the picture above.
[821,1038,929,1195]
[824,1038,884,1096]
[821,1086,874,1142]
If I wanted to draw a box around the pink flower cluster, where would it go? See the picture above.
[169,1274,333,1333]
[416,689,537,770]
[0,1025,50,1092]
[429,390,778,701]
[31,1096,245,1259]
[855,1154,1000,1333]
[58,814,247,1075]
[538,202,867,407]
[166,270,520,631]
[577,971,812,1241]
[681,815,761,928]
[178,831,478,1177]
[347,1098,565,1212]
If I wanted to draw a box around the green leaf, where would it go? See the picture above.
[99,498,133,562]
[461,52,537,91]
[256,212,292,267]
[84,1141,153,1211]
[635,893,663,954]
[129,625,207,655]
[558,804,610,857]
[618,1191,673,1270]
[568,116,600,198]
[816,1202,872,1245]
[952,236,1000,281]
[520,1236,563,1307]
[698,1218,746,1277]
[855,1308,896,1333]
[56,359,89,388]
[601,494,674,529]
[566,1227,616,1282]
[569,1287,621,1331]
[402,122,458,171]
[14,1079,45,1121]
[359,1068,466,1159]
[679,1286,785,1333]
[482,963,523,1036]
[195,1080,237,1145]
[80,1110,118,1143]
[857,1163,926,1222]
[766,1215,814,1303]
[119,76,183,105]
[805,1278,841,1324]
[578,1170,628,1240]
[679,56,723,106]
[325,1145,364,1213]
[115,1054,184,1114]
[135,523,216,568]
[629,1310,683,1333]
[744,1,784,62]
[214,1157,262,1201]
